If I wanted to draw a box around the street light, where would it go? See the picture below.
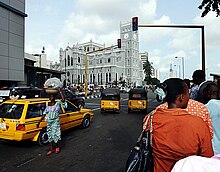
[175,56,184,79]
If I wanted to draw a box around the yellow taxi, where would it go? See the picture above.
[128,88,148,112]
[100,88,120,113]
[0,98,94,145]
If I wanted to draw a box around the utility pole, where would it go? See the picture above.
[84,44,118,97]
[138,24,206,72]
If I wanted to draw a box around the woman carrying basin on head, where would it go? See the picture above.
[37,88,67,155]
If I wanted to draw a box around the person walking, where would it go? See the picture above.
[203,82,220,155]
[37,88,67,155]
[144,78,213,172]
[190,69,205,100]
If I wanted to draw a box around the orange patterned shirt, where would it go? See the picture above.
[156,99,213,138]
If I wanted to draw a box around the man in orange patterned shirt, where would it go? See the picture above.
[155,99,213,138]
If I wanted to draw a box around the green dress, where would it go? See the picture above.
[43,100,67,143]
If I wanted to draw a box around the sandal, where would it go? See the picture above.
[47,150,54,155]
[55,147,60,154]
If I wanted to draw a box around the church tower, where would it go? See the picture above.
[120,21,140,86]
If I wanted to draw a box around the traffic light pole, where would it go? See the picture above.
[138,24,206,73]
[84,44,117,97]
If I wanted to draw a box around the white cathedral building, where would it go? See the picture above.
[59,21,144,87]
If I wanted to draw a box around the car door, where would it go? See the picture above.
[25,102,47,140]
[63,101,83,129]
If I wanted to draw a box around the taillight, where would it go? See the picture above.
[102,102,104,105]
[114,102,117,106]
[16,124,25,131]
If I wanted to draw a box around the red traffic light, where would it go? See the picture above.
[132,17,138,31]
[117,39,121,48]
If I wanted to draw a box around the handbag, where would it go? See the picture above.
[125,113,154,172]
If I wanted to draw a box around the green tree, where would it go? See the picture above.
[151,77,160,85]
[143,60,160,85]
[143,60,152,84]
[199,0,220,17]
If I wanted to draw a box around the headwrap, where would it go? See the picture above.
[154,87,166,101]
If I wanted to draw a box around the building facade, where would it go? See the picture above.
[0,0,27,87]
[59,21,144,87]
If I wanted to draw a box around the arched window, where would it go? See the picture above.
[78,75,80,84]
[93,74,95,84]
[109,73,111,82]
[90,74,92,84]
[67,55,70,66]
[106,73,108,83]
[101,73,103,85]
[98,74,100,85]
[72,74,74,83]
[71,57,73,66]
[78,57,80,63]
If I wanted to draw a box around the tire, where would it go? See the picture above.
[128,108,131,113]
[37,128,49,146]
[116,110,120,114]
[81,115,90,128]
[101,109,104,114]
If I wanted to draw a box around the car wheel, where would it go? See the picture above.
[128,108,131,113]
[81,115,90,128]
[37,128,49,146]
[78,102,84,109]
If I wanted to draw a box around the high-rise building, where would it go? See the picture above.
[0,0,27,87]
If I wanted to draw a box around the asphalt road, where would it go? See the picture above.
[0,91,160,172]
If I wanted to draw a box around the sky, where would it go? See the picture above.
[25,0,220,82]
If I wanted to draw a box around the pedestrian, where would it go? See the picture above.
[37,88,67,155]
[183,78,191,89]
[171,154,220,172]
[10,88,19,100]
[144,78,213,171]
[190,69,205,100]
[203,82,220,155]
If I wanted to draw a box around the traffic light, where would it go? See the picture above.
[117,39,121,48]
[132,17,138,31]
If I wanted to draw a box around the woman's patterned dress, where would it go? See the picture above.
[43,100,67,143]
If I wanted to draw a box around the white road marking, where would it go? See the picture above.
[92,107,101,111]
[16,158,36,168]
[86,103,100,105]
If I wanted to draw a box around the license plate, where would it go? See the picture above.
[0,122,6,129]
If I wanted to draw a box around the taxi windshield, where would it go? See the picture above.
[0,104,24,119]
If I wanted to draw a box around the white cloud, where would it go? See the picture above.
[26,0,220,80]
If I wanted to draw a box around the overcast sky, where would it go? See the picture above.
[25,0,220,81]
